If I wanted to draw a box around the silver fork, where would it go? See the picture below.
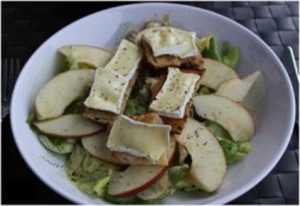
[2,57,21,118]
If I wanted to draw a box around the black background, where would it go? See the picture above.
[2,2,299,204]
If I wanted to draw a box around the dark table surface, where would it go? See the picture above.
[2,2,299,204]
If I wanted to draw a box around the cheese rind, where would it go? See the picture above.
[141,27,199,58]
[150,68,200,118]
[104,39,141,79]
[84,39,141,114]
[84,68,129,114]
[107,115,171,162]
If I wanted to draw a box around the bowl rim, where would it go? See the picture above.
[10,2,296,204]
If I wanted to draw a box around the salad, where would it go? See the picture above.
[27,18,265,203]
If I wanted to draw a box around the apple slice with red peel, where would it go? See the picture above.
[34,114,103,138]
[137,172,170,201]
[82,133,176,165]
[107,165,167,197]
[81,132,126,164]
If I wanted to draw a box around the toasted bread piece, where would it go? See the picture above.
[141,39,204,69]
[161,102,193,135]
[82,108,117,124]
[130,112,163,124]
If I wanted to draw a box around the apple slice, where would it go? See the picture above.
[216,71,265,111]
[200,58,238,89]
[193,95,255,141]
[59,45,112,69]
[137,172,170,201]
[34,114,103,138]
[35,69,94,120]
[81,132,124,164]
[82,133,176,166]
[178,143,189,164]
[176,118,226,192]
[107,165,167,197]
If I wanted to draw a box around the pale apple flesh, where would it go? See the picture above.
[216,71,265,112]
[200,58,238,89]
[176,118,226,192]
[137,172,170,201]
[193,95,255,141]
[82,132,176,166]
[34,114,104,138]
[107,165,167,197]
[35,70,94,120]
[59,45,112,69]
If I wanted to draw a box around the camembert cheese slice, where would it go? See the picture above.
[141,26,199,58]
[107,115,171,162]
[84,39,141,114]
[150,68,200,119]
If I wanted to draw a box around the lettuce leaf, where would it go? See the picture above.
[168,165,200,192]
[65,144,117,197]
[201,36,240,69]
[205,121,251,164]
[27,111,75,154]
[125,71,151,116]
[39,135,75,154]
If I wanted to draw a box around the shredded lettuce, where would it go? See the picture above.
[65,144,117,197]
[201,36,240,69]
[221,41,240,68]
[125,71,151,116]
[39,135,75,154]
[168,165,198,192]
[104,195,140,204]
[27,111,75,154]
[205,121,252,164]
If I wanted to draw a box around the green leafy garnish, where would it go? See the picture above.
[124,71,151,116]
[221,41,240,68]
[201,36,240,69]
[65,144,117,196]
[39,135,75,154]
[205,121,251,164]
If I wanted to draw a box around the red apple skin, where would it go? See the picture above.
[112,141,177,197]
[115,166,168,197]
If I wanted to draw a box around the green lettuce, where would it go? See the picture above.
[27,111,75,154]
[124,72,151,116]
[65,144,117,196]
[39,135,75,154]
[168,165,200,192]
[201,36,240,69]
[205,121,251,164]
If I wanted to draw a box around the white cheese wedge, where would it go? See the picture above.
[104,39,141,79]
[150,68,200,119]
[107,115,171,162]
[84,39,141,114]
[84,68,129,114]
[141,26,199,58]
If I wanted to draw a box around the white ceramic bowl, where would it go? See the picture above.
[10,3,296,204]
